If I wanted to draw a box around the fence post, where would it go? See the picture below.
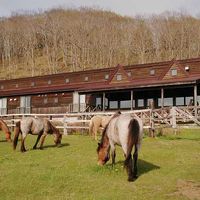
[170,107,177,134]
[63,115,68,135]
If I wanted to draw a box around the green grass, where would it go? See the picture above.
[0,129,200,200]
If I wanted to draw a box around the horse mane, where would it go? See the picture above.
[97,111,121,152]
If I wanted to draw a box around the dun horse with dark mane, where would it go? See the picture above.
[13,117,62,152]
[97,112,143,182]
[0,119,12,142]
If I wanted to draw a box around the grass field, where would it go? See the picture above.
[0,129,200,200]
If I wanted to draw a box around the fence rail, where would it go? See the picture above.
[0,106,200,135]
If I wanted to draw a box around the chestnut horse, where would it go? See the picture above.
[13,117,62,152]
[97,112,143,182]
[0,119,12,142]
[89,115,112,140]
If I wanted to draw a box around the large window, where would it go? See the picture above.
[120,100,131,109]
[110,101,118,109]
[0,98,7,115]
[138,99,144,107]
[20,96,31,113]
[164,98,173,106]
[176,97,184,106]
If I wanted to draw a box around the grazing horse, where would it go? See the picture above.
[0,119,12,142]
[89,115,112,140]
[97,113,143,182]
[13,117,62,152]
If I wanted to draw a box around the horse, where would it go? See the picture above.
[0,119,12,142]
[97,112,143,182]
[13,117,62,152]
[89,115,112,140]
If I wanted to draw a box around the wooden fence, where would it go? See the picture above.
[0,106,200,135]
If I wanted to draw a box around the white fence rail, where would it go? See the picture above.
[0,106,200,136]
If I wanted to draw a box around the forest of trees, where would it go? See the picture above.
[0,8,200,79]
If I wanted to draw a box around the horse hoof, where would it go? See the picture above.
[128,175,137,182]
[39,147,43,150]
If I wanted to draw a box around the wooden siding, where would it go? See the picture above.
[0,57,200,97]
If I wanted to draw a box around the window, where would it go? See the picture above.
[84,76,88,81]
[44,98,48,104]
[120,100,131,109]
[109,101,118,109]
[116,74,122,81]
[0,85,4,89]
[65,78,69,83]
[176,97,184,106]
[31,82,35,87]
[105,74,109,80]
[127,72,132,77]
[150,69,155,75]
[171,69,177,76]
[20,96,31,114]
[164,98,173,106]
[147,99,154,108]
[138,99,144,107]
[0,98,7,115]
[186,96,193,105]
[54,97,58,103]
[16,84,18,88]
[48,80,51,84]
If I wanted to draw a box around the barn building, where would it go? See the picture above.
[0,57,200,115]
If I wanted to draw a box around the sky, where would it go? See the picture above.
[0,0,200,17]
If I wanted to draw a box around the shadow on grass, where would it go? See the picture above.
[42,142,70,149]
[106,159,160,177]
[138,159,160,176]
[0,139,8,143]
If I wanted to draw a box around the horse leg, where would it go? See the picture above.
[124,154,134,182]
[39,134,47,150]
[33,133,43,149]
[20,134,27,152]
[94,126,98,141]
[133,145,138,179]
[110,144,116,167]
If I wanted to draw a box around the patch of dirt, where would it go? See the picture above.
[174,179,200,200]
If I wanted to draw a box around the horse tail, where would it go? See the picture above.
[13,121,21,150]
[127,118,140,154]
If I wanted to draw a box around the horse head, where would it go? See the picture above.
[97,142,110,166]
[53,128,62,146]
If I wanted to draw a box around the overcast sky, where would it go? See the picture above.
[0,0,200,17]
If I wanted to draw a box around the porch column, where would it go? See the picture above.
[161,88,164,108]
[102,92,105,112]
[194,84,197,118]
[131,90,133,110]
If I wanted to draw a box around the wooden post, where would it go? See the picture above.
[161,88,164,108]
[170,107,177,134]
[63,115,68,135]
[194,84,197,118]
[102,92,105,112]
[149,100,155,137]
[131,90,133,110]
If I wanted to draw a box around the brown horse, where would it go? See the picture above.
[13,117,62,152]
[89,115,112,140]
[97,112,143,182]
[0,119,12,142]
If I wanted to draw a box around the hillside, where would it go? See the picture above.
[0,8,200,79]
